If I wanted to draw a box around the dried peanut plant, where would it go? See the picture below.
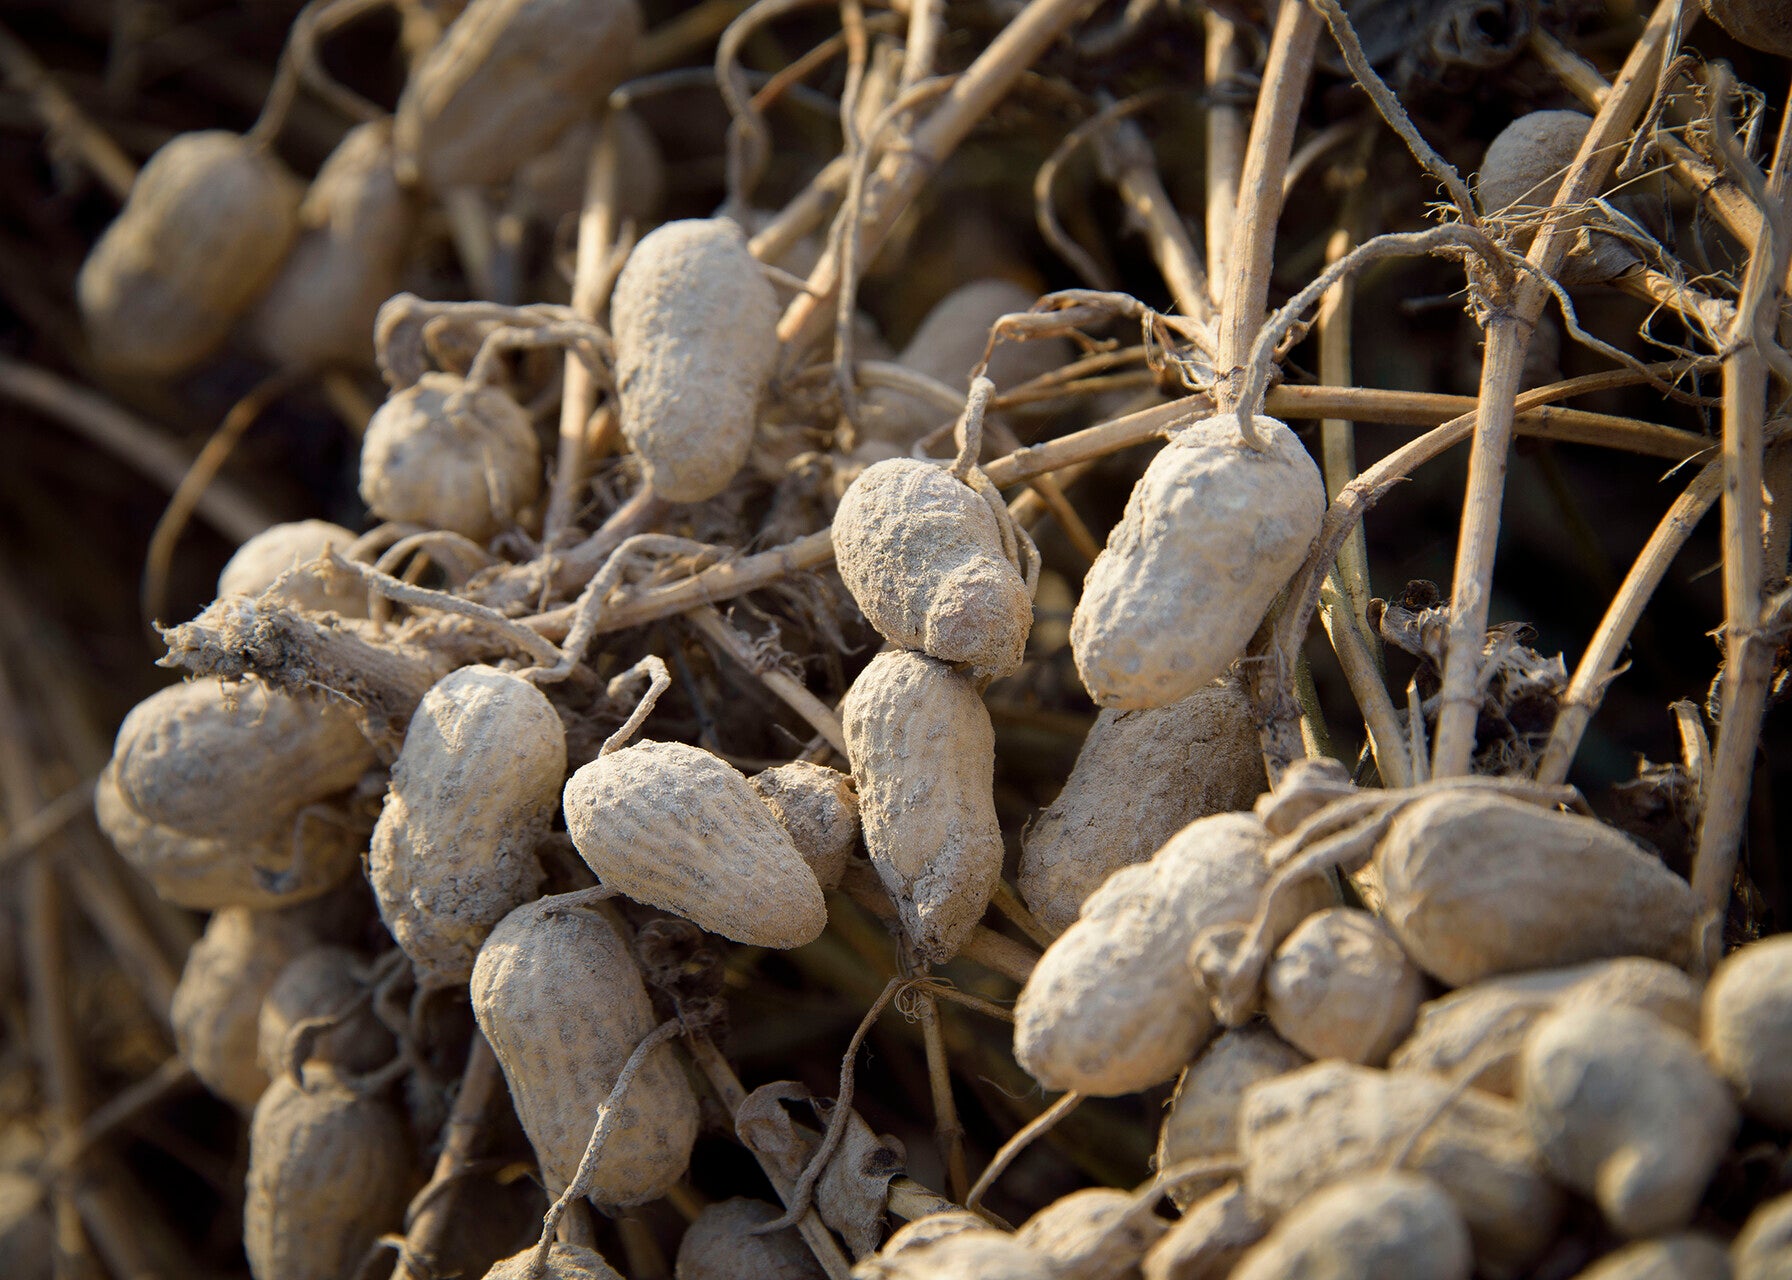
[3,0,1792,1276]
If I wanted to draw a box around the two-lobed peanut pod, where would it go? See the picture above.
[359,372,542,541]
[395,0,643,191]
[257,945,395,1080]
[833,459,1034,685]
[78,130,301,375]
[843,649,1004,964]
[370,665,562,986]
[1070,414,1325,709]
[243,1069,414,1280]
[472,893,698,1205]
[610,218,779,502]
[748,761,860,891]
[563,741,827,950]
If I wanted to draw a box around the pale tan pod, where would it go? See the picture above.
[1229,1172,1472,1280]
[1013,1186,1165,1280]
[471,893,698,1205]
[1264,908,1426,1066]
[217,521,369,617]
[1141,1182,1271,1280]
[1019,678,1266,933]
[563,741,826,949]
[96,763,363,911]
[77,130,301,375]
[250,118,416,370]
[833,459,1033,684]
[1520,1003,1738,1238]
[243,1069,414,1280]
[359,372,542,541]
[1702,934,1792,1128]
[842,650,1003,965]
[1240,1061,1564,1278]
[257,946,395,1079]
[484,1242,625,1280]
[394,0,643,190]
[108,677,374,842]
[851,1231,1058,1279]
[674,1197,825,1280]
[611,218,779,502]
[1733,1190,1792,1280]
[370,665,561,986]
[1477,111,1638,285]
[1070,415,1325,710]
[748,761,860,891]
[1013,812,1331,1096]
[171,906,315,1110]
[1391,957,1703,1097]
[1374,793,1697,986]
[878,1210,991,1256]
[1156,1025,1307,1209]
[1700,0,1792,54]
[1570,1235,1732,1280]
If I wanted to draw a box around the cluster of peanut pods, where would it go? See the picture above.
[59,0,1792,1275]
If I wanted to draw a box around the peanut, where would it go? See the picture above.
[171,906,315,1110]
[1570,1235,1732,1280]
[1701,933,1792,1128]
[484,1243,624,1280]
[217,521,368,617]
[1014,1186,1165,1280]
[257,946,394,1080]
[1229,1172,1472,1280]
[674,1197,826,1280]
[749,761,860,892]
[1263,907,1426,1066]
[1141,1183,1271,1280]
[1156,1025,1306,1209]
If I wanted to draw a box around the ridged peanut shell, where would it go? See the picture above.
[109,678,374,842]
[78,130,301,375]
[1264,908,1426,1066]
[853,1232,1058,1279]
[251,118,415,370]
[1374,793,1696,986]
[1142,1182,1271,1280]
[258,946,395,1079]
[370,666,561,985]
[675,1197,825,1279]
[564,741,825,949]
[244,1070,413,1280]
[359,373,542,540]
[96,763,362,910]
[172,906,316,1110]
[1014,812,1331,1096]
[471,894,698,1204]
[833,459,1032,683]
[749,761,859,891]
[1156,1026,1307,1209]
[1071,415,1324,710]
[1230,1172,1472,1280]
[395,0,643,190]
[485,1243,624,1280]
[1019,677,1266,932]
[1520,1004,1737,1237]
[1572,1235,1732,1280]
[1015,1187,1165,1280]
[611,218,778,502]
[1701,934,1792,1128]
[1240,1061,1564,1278]
[843,650,1002,964]
[218,521,368,617]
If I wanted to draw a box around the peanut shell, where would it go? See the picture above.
[78,130,301,375]
[563,741,826,950]
[1375,792,1697,986]
[243,1069,413,1280]
[1070,415,1325,710]
[1520,1003,1738,1237]
[1156,1025,1307,1209]
[833,458,1033,684]
[1014,812,1331,1096]
[1700,0,1792,54]
[218,521,368,617]
[1571,1235,1732,1280]
[610,218,779,502]
[257,946,395,1079]
[471,893,698,1205]
[674,1197,825,1280]
[394,0,643,190]
[1142,1182,1271,1280]
[1734,1191,1792,1280]
[748,761,860,891]
[370,665,561,985]
[1477,111,1639,285]
[1240,1060,1564,1278]
[359,372,542,541]
[843,649,1003,964]
[1229,1172,1472,1280]
[1020,677,1266,932]
[484,1243,624,1280]
[171,906,316,1110]
[1264,907,1426,1066]
[1701,933,1792,1128]
[1014,1186,1165,1280]
[250,118,416,370]
[852,1231,1057,1279]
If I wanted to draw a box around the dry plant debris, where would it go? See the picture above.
[0,0,1790,1277]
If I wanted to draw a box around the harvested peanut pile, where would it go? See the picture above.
[3,1,1792,1277]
